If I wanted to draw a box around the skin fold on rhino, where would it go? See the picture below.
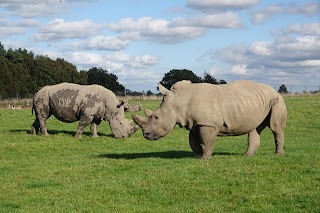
[132,80,287,160]
[31,83,138,138]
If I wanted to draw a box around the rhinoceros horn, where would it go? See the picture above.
[132,114,146,128]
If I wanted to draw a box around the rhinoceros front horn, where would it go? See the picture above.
[132,114,145,128]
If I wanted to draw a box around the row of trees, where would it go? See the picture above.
[160,69,226,89]
[0,43,227,99]
[0,43,126,99]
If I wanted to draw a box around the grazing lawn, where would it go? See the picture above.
[0,96,319,212]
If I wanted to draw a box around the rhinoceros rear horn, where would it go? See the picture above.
[144,109,153,117]
[132,114,145,128]
[158,83,169,96]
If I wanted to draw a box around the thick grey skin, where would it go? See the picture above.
[132,80,287,160]
[31,83,138,138]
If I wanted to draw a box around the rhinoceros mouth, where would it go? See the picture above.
[143,130,162,140]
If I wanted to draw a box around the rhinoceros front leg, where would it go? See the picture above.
[189,126,203,154]
[199,126,218,160]
[90,118,102,138]
[74,115,93,138]
[90,123,99,138]
[245,129,261,157]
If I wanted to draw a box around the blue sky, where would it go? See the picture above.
[0,0,319,92]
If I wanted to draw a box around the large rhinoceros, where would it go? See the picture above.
[31,83,138,138]
[132,80,287,159]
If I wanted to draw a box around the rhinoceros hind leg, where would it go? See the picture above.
[189,126,203,154]
[273,132,284,155]
[269,102,286,155]
[245,129,261,157]
[39,118,49,136]
[31,118,40,135]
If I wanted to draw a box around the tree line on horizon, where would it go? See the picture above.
[0,43,226,99]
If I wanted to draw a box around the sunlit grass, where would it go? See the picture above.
[0,96,319,212]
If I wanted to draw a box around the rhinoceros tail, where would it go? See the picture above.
[31,99,35,115]
[269,97,279,108]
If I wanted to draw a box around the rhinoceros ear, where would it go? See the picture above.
[117,101,125,108]
[145,109,153,117]
[158,83,169,96]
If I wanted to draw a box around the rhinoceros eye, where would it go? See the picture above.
[154,115,159,120]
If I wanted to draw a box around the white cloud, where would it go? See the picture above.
[187,0,259,12]
[0,0,92,18]
[134,55,159,68]
[105,52,134,63]
[288,1,320,15]
[206,34,320,86]
[250,41,272,56]
[67,51,158,72]
[0,18,40,36]
[66,51,160,91]
[281,23,320,36]
[251,4,283,24]
[109,17,205,44]
[0,26,26,36]
[1,40,24,50]
[109,13,242,44]
[34,19,104,41]
[66,36,129,51]
[252,2,320,24]
[231,64,248,75]
[170,12,242,29]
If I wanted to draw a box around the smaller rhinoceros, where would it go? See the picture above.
[31,83,138,138]
[132,80,287,159]
[124,103,142,112]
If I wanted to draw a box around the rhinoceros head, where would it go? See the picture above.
[132,84,177,140]
[108,101,139,138]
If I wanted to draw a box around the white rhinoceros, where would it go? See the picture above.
[132,80,287,159]
[31,83,138,138]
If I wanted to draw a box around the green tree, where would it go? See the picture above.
[278,84,288,93]
[86,67,125,94]
[146,90,154,96]
[219,79,227,84]
[0,43,127,98]
[203,72,219,84]
[160,69,202,89]
[0,42,6,57]
[77,70,88,85]
[34,55,55,90]
[0,57,10,99]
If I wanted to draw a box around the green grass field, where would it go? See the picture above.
[0,96,319,212]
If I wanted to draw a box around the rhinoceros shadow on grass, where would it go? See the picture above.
[97,151,239,159]
[11,129,113,137]
[46,130,113,137]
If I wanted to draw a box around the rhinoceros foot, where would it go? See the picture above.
[74,133,82,139]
